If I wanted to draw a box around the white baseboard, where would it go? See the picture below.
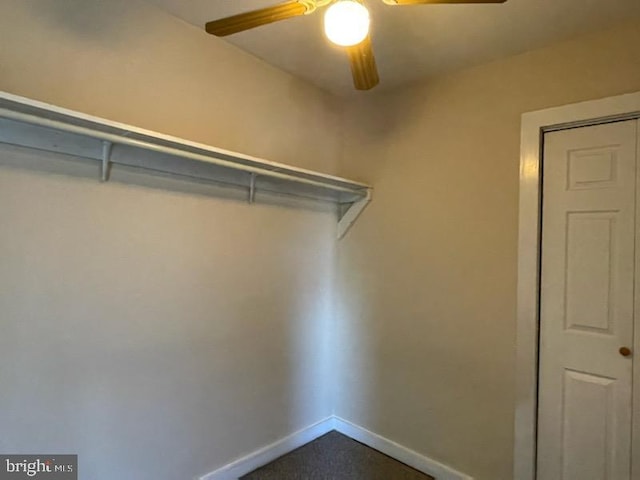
[199,415,473,480]
[332,417,474,480]
[199,417,335,480]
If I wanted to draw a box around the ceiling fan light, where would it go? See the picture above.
[324,0,370,47]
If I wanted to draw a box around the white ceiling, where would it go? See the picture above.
[145,0,640,96]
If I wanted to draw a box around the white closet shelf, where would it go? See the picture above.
[0,91,371,238]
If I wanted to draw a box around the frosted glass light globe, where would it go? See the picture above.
[324,1,370,47]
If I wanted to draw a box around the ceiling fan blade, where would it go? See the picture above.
[346,36,380,91]
[384,0,506,4]
[205,1,309,37]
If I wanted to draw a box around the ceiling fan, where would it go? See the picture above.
[205,0,507,91]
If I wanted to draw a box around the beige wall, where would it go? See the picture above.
[0,0,341,173]
[0,0,340,479]
[4,1,640,479]
[335,19,640,480]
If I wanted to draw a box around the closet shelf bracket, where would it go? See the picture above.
[101,141,113,182]
[338,189,371,239]
[249,173,256,204]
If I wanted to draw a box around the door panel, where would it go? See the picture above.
[538,120,637,480]
[565,211,616,333]
[562,369,615,480]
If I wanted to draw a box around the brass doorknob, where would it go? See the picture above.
[620,347,632,357]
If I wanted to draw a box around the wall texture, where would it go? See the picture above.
[0,0,341,173]
[0,0,340,479]
[3,1,640,479]
[335,19,640,480]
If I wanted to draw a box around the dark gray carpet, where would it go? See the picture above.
[240,431,435,480]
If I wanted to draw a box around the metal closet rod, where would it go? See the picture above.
[0,108,369,197]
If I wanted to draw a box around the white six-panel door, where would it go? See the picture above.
[537,120,638,480]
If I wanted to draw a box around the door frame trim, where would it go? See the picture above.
[514,91,640,480]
